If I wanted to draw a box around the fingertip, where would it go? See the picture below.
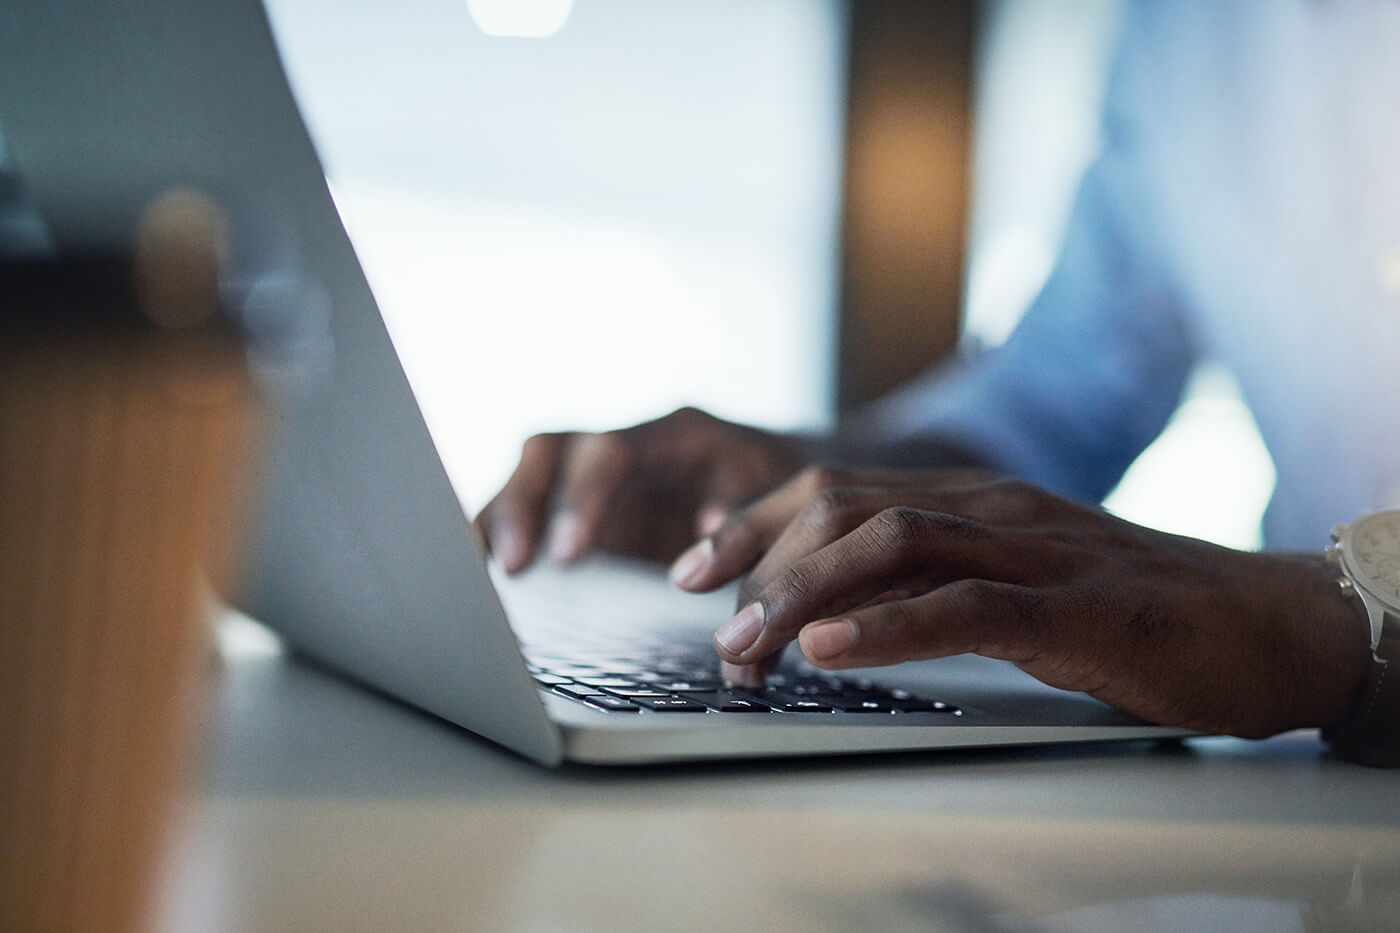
[668,537,715,590]
[494,522,533,575]
[714,602,764,657]
[799,617,858,662]
[545,512,587,564]
[720,660,766,689]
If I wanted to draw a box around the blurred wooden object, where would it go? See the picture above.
[838,0,975,410]
[0,196,258,932]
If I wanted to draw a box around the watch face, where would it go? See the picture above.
[1347,510,1400,605]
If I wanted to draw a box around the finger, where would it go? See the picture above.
[716,507,1029,664]
[797,579,1044,669]
[546,431,631,564]
[694,502,732,537]
[688,465,1013,576]
[671,466,928,592]
[683,496,742,565]
[668,472,824,591]
[719,653,782,689]
[476,433,567,573]
[738,477,1063,602]
[737,485,917,598]
[691,442,808,536]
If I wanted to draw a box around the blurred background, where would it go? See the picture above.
[262,0,1275,549]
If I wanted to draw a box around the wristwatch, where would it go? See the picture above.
[1323,509,1400,767]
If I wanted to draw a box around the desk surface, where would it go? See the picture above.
[160,636,1400,932]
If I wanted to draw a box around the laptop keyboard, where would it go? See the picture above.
[526,648,961,717]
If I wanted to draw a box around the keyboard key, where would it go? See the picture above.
[778,699,834,713]
[533,649,966,717]
[630,696,709,712]
[584,695,641,713]
[745,691,834,712]
[574,677,644,689]
[652,679,722,692]
[844,700,896,713]
[603,686,674,698]
[680,692,773,713]
[816,694,895,713]
[555,684,605,700]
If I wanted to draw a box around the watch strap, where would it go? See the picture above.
[1323,619,1400,768]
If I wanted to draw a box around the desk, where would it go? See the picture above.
[160,635,1400,932]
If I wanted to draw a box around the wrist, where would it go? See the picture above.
[1272,553,1373,731]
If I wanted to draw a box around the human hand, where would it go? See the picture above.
[474,407,806,574]
[671,468,1371,738]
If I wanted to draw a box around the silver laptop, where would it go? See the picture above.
[0,0,1189,766]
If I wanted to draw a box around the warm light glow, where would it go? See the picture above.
[466,0,573,38]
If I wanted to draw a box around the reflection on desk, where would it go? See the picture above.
[160,627,1400,932]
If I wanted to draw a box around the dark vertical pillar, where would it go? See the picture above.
[838,0,975,411]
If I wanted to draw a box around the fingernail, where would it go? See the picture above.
[801,618,858,661]
[546,513,581,563]
[715,602,764,655]
[494,523,524,571]
[668,538,713,589]
[696,504,729,537]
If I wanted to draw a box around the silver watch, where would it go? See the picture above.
[1324,509,1400,767]
[1327,510,1400,657]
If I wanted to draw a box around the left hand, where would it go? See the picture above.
[668,468,1370,738]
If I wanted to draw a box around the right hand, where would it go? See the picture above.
[474,407,807,574]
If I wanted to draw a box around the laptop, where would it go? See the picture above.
[0,0,1190,766]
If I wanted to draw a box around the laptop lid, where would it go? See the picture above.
[0,0,565,766]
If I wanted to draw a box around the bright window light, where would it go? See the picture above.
[265,0,846,512]
[466,0,573,38]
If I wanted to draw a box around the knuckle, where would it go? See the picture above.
[594,429,635,468]
[950,580,1046,652]
[770,562,820,611]
[942,578,1001,619]
[879,595,920,632]
[522,431,565,456]
[1004,584,1046,628]
[796,465,844,493]
[666,405,709,429]
[870,506,934,545]
[649,406,719,449]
